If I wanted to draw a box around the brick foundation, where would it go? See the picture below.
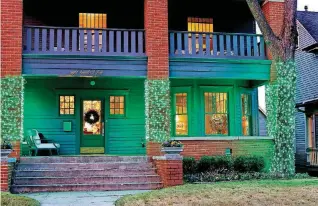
[153,157,183,187]
[180,139,274,171]
[1,162,9,191]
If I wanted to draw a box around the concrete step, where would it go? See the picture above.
[19,156,149,163]
[11,182,162,193]
[13,175,161,185]
[14,168,158,177]
[16,162,153,170]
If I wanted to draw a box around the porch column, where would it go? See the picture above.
[1,0,23,160]
[144,0,170,156]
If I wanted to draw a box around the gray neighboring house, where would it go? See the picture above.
[258,107,267,136]
[294,10,318,172]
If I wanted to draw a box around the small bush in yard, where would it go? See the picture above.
[183,157,196,174]
[233,156,265,172]
[214,156,233,171]
[197,156,215,172]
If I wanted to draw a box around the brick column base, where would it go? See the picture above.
[8,140,21,161]
[1,162,9,191]
[153,156,183,187]
[146,142,163,159]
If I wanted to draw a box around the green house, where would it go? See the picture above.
[20,0,273,161]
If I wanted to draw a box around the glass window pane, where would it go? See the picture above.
[120,96,124,102]
[205,114,228,135]
[60,96,64,102]
[115,97,120,102]
[60,103,65,109]
[115,109,120,114]
[65,109,69,114]
[110,109,114,114]
[241,94,251,136]
[120,109,124,114]
[60,109,64,114]
[120,103,124,109]
[83,100,101,135]
[70,109,74,114]
[70,96,74,102]
[65,96,69,102]
[176,115,188,135]
[65,103,69,108]
[110,96,114,102]
[110,103,114,109]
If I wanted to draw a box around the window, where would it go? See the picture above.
[241,94,252,136]
[79,13,107,29]
[188,17,213,33]
[110,96,125,116]
[174,93,188,136]
[60,96,75,115]
[204,92,228,135]
[187,17,213,52]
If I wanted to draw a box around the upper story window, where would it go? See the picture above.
[241,94,252,136]
[79,13,107,29]
[188,17,213,33]
[60,95,75,115]
[204,92,228,135]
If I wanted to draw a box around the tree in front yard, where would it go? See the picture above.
[246,0,297,176]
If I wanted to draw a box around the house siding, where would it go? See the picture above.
[295,20,318,167]
[258,110,267,136]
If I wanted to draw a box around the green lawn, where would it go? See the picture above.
[1,192,40,206]
[116,179,318,206]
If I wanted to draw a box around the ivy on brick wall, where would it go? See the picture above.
[145,79,170,142]
[1,76,25,141]
[266,60,296,176]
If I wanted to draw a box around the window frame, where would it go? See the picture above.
[200,86,233,137]
[171,87,191,137]
[107,92,128,119]
[59,95,76,116]
[240,93,252,136]
[238,88,258,136]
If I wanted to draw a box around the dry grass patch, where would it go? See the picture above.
[116,179,318,206]
[1,192,40,206]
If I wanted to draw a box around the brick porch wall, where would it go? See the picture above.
[181,139,274,171]
[0,163,9,191]
[153,158,183,187]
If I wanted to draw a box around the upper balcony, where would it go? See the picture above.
[22,0,270,82]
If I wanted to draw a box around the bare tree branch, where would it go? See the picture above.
[281,0,297,60]
[246,0,283,58]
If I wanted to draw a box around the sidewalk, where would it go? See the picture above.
[21,190,150,206]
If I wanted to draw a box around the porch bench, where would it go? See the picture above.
[26,129,60,156]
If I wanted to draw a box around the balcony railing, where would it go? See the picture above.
[23,26,145,56]
[169,31,266,59]
[307,148,318,167]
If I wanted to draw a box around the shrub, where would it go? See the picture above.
[183,157,196,174]
[214,156,233,171]
[197,156,216,172]
[233,156,265,173]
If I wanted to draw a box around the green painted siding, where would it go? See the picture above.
[24,77,146,155]
[170,79,258,137]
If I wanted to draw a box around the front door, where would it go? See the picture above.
[80,99,105,154]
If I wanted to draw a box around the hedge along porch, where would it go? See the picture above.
[23,77,146,155]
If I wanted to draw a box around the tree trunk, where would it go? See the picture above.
[266,60,296,176]
[246,0,297,176]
